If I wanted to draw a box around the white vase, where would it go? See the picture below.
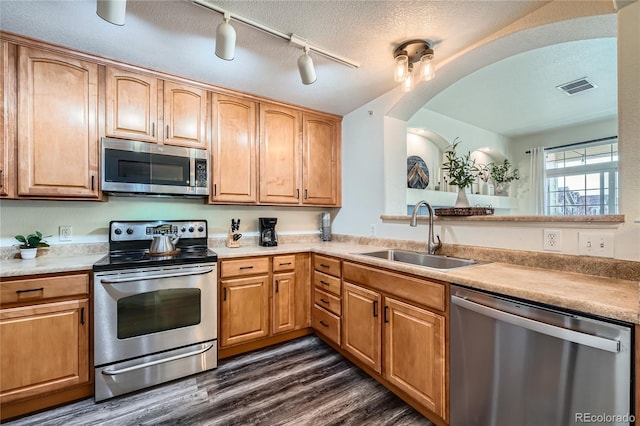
[455,188,470,207]
[495,182,510,196]
[20,248,38,259]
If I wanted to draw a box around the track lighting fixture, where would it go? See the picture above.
[192,0,360,85]
[297,47,317,85]
[96,0,127,26]
[215,13,236,61]
[393,40,435,91]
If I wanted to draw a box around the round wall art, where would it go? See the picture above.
[407,155,430,189]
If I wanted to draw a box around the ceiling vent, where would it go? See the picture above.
[556,77,597,96]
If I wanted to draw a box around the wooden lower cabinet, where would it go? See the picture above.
[0,299,90,404]
[342,282,381,373]
[219,253,310,351]
[384,297,446,420]
[272,271,295,334]
[220,275,270,347]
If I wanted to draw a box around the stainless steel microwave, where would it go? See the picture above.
[101,137,209,196]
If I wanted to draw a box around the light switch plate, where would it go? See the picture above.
[578,232,614,258]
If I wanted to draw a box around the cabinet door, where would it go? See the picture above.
[383,297,446,419]
[211,94,257,203]
[105,66,159,142]
[272,271,295,335]
[342,282,382,373]
[0,299,89,404]
[163,81,207,148]
[17,47,99,198]
[220,275,269,347]
[259,103,301,204]
[0,41,16,198]
[302,114,340,206]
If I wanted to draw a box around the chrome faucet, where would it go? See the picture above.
[410,200,442,255]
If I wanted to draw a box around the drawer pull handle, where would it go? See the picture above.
[320,298,330,304]
[16,287,44,294]
[319,320,329,327]
[373,300,378,317]
[319,280,330,285]
[239,266,254,270]
[319,264,330,268]
[279,262,292,266]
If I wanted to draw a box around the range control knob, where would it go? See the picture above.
[114,228,122,235]
[188,226,195,233]
[181,227,186,233]
[197,226,204,233]
[126,228,134,235]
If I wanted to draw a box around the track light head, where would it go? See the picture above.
[97,0,127,26]
[297,47,316,85]
[215,13,236,61]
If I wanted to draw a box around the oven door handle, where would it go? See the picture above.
[99,268,214,284]
[101,343,215,376]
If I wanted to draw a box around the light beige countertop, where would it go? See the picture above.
[1,242,638,324]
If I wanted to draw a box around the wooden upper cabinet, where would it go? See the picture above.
[17,47,99,198]
[106,67,207,148]
[105,66,159,142]
[163,81,207,148]
[302,114,341,206]
[1,41,16,198]
[211,93,258,203]
[259,103,302,204]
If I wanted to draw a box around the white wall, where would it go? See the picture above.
[336,3,640,262]
[0,197,330,246]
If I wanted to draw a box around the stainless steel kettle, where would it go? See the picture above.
[149,234,180,254]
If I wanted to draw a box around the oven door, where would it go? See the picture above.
[93,263,217,367]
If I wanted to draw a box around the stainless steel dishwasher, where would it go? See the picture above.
[450,285,634,426]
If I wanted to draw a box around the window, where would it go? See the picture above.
[545,139,618,215]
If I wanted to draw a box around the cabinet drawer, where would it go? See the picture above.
[220,257,270,278]
[343,262,445,312]
[313,255,341,277]
[312,305,340,346]
[1,274,89,305]
[313,271,341,297]
[313,287,341,316]
[273,255,296,272]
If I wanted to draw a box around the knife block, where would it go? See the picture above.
[226,228,241,248]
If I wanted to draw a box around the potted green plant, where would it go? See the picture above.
[15,231,50,259]
[441,138,479,207]
[490,159,520,196]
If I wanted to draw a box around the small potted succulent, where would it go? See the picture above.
[15,231,50,259]
[441,138,479,207]
[490,159,520,196]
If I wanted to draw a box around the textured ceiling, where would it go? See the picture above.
[424,37,618,137]
[0,0,550,116]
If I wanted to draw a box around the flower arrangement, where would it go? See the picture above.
[490,159,520,183]
[441,138,479,190]
[15,231,50,249]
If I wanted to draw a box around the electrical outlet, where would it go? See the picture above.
[370,224,376,236]
[59,225,72,242]
[543,229,562,252]
[579,232,614,258]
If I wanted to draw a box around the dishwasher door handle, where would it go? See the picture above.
[451,295,620,353]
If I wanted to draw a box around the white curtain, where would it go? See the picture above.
[529,147,546,215]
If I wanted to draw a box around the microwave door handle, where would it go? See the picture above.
[100,268,214,284]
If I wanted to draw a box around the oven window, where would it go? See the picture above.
[117,289,201,339]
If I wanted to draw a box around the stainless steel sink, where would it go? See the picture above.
[357,249,477,270]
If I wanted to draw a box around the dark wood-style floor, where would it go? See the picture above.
[6,336,433,425]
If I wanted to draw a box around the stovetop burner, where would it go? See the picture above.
[93,220,217,271]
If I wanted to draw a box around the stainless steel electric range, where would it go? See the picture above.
[93,220,218,402]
